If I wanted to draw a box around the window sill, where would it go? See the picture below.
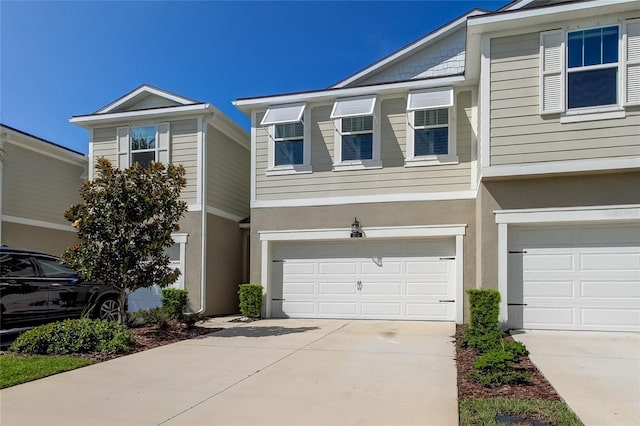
[265,165,313,176]
[333,160,382,171]
[560,106,625,123]
[404,155,459,167]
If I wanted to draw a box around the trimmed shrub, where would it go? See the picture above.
[10,318,133,355]
[471,369,532,387]
[502,340,529,358]
[161,288,189,321]
[460,289,503,353]
[238,284,262,318]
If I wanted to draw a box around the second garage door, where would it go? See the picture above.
[271,239,456,320]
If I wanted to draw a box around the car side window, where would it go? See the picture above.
[0,254,36,277]
[35,257,77,278]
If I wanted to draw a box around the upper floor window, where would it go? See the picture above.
[540,19,640,119]
[131,125,157,168]
[331,95,381,171]
[567,26,619,109]
[405,87,457,167]
[261,103,311,175]
[116,123,170,169]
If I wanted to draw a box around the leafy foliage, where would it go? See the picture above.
[10,318,134,355]
[460,289,504,353]
[238,284,263,318]
[161,288,189,321]
[62,158,188,322]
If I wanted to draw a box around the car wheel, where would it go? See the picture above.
[96,297,120,322]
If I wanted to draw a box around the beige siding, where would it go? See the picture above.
[207,125,250,218]
[3,143,84,225]
[255,93,473,201]
[170,119,198,204]
[489,32,640,166]
[92,126,118,166]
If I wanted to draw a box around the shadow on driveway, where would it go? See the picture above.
[199,326,320,338]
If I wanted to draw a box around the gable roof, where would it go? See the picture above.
[330,8,488,89]
[95,84,203,114]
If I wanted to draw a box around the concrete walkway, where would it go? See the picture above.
[0,319,458,426]
[513,331,640,426]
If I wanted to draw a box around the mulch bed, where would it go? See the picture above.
[75,323,222,364]
[455,324,560,400]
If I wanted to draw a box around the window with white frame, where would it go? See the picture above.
[261,103,310,175]
[331,95,380,170]
[540,19,640,117]
[567,26,619,109]
[405,87,457,166]
[116,123,170,169]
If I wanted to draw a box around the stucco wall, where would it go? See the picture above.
[2,222,78,256]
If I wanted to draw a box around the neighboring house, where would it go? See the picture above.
[234,0,640,331]
[0,124,87,255]
[70,85,250,316]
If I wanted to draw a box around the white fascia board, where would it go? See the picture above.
[494,204,640,224]
[2,215,75,232]
[70,104,213,128]
[482,156,640,179]
[332,10,486,88]
[96,85,197,114]
[205,105,250,150]
[206,206,245,223]
[251,190,477,209]
[234,75,466,113]
[468,0,639,31]
[500,0,536,11]
[1,130,87,166]
[259,224,467,242]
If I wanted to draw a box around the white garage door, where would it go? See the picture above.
[508,224,640,331]
[271,239,456,320]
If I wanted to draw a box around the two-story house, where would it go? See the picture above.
[0,124,87,255]
[234,0,640,331]
[71,85,251,316]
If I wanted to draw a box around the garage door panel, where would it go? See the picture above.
[283,283,315,295]
[581,281,640,298]
[406,282,449,295]
[523,281,574,298]
[275,239,456,321]
[319,282,357,295]
[361,282,402,295]
[580,253,640,270]
[509,224,640,332]
[361,260,401,275]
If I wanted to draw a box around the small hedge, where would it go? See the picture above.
[461,289,503,353]
[238,284,262,318]
[161,288,189,321]
[10,318,134,355]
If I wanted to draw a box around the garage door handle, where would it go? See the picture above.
[509,251,528,254]
[439,299,455,303]
[357,281,362,291]
[439,257,455,260]
[507,303,528,306]
[272,298,285,301]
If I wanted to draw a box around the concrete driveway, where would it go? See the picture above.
[0,319,458,426]
[512,331,640,426]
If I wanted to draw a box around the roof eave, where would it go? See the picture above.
[70,104,214,128]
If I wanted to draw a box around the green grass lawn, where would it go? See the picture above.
[460,398,584,426]
[0,354,91,389]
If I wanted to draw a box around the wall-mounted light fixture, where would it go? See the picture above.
[351,217,363,238]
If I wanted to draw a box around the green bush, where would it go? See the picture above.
[474,349,517,371]
[502,340,529,358]
[161,288,189,321]
[460,289,503,353]
[471,369,532,387]
[10,318,134,355]
[238,284,262,318]
[129,307,172,329]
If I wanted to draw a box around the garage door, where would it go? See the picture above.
[508,224,640,331]
[271,239,456,320]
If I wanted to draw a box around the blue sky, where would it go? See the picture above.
[1,0,509,154]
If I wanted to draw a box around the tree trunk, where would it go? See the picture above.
[118,290,128,324]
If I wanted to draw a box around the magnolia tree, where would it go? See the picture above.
[63,157,188,322]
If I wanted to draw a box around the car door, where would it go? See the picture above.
[33,256,87,320]
[0,253,49,328]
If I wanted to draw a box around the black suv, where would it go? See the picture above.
[0,246,121,330]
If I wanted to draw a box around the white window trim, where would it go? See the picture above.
[122,122,171,168]
[405,105,458,167]
[540,20,635,124]
[265,108,312,176]
[332,101,381,171]
[169,232,188,290]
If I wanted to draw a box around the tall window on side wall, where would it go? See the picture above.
[261,103,311,175]
[406,87,457,167]
[331,95,380,171]
[567,26,619,109]
[131,125,157,168]
[116,123,170,169]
